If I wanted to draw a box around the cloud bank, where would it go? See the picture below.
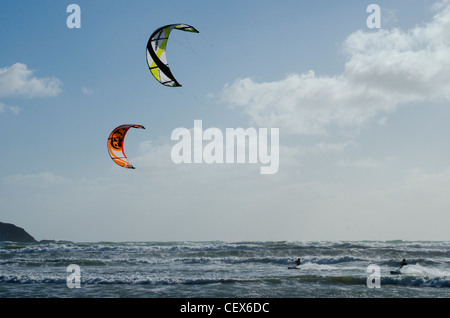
[221,2,450,135]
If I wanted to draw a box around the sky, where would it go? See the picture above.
[1,0,450,242]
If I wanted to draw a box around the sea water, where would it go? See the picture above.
[0,240,449,298]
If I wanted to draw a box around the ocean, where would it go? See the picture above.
[1,240,449,301]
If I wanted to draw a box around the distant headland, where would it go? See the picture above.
[0,222,38,243]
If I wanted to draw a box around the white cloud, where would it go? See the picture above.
[81,86,94,95]
[381,8,398,26]
[3,172,71,187]
[377,117,388,126]
[0,63,62,97]
[336,155,398,168]
[403,167,450,192]
[0,102,21,115]
[432,0,450,12]
[310,141,355,154]
[336,157,383,168]
[221,2,450,135]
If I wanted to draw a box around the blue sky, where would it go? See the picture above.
[1,0,450,242]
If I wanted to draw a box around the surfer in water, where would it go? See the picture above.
[390,258,408,275]
[399,259,407,268]
[295,258,301,266]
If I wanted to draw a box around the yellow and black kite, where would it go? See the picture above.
[146,24,199,87]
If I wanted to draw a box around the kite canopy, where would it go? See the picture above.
[107,124,145,169]
[146,24,199,87]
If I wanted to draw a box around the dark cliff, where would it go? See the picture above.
[0,222,37,243]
